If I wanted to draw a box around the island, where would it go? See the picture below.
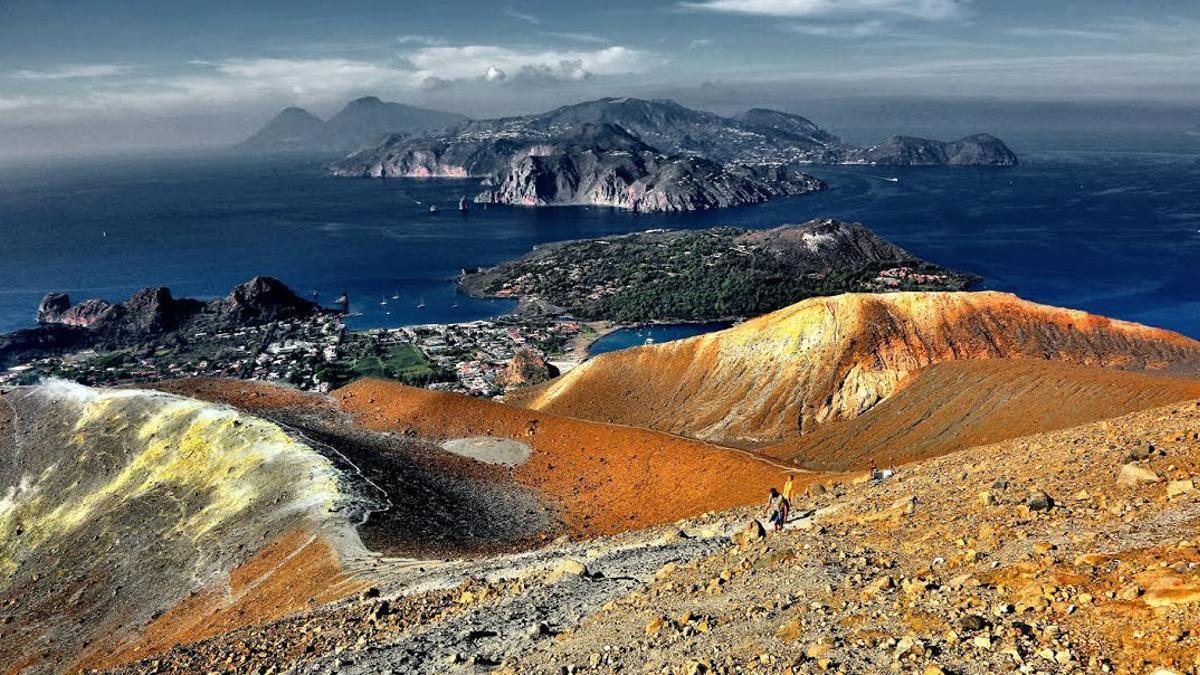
[330,97,1017,212]
[459,218,980,323]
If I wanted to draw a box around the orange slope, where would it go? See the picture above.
[333,379,802,536]
[762,358,1200,472]
[510,292,1200,445]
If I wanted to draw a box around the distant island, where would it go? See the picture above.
[329,97,1017,212]
[237,96,468,153]
[459,218,980,323]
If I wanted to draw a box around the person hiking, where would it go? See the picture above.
[779,475,795,524]
[764,487,786,532]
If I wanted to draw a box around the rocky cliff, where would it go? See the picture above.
[472,124,825,212]
[509,291,1200,444]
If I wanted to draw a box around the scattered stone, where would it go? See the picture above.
[548,558,589,583]
[1026,490,1054,511]
[1118,463,1160,487]
[1167,479,1196,500]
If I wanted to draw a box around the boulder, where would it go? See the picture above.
[1026,490,1054,512]
[548,558,589,583]
[1167,479,1196,500]
[1118,463,1160,487]
[734,519,766,548]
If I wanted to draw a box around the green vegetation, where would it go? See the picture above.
[319,343,454,389]
[463,226,978,323]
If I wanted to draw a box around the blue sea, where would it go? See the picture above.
[1,135,1198,342]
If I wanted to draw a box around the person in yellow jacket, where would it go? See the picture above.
[782,475,795,502]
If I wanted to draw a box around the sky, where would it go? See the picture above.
[1,0,1198,155]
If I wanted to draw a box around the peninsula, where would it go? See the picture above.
[459,219,979,322]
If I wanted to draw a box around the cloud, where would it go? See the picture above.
[403,45,665,84]
[0,95,50,111]
[1004,27,1117,40]
[13,64,134,80]
[396,34,446,46]
[540,31,612,45]
[485,66,507,82]
[501,6,541,25]
[679,0,966,20]
[787,20,887,38]
[688,38,713,49]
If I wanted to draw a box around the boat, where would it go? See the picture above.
[379,297,388,306]
[459,196,470,212]
[429,205,439,213]
[416,297,427,309]
[391,290,400,300]
[644,337,655,345]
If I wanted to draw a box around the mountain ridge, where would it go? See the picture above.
[333,96,1018,177]
[237,96,468,153]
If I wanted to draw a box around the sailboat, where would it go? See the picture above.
[380,297,388,306]
[391,290,400,300]
[459,196,470,212]
[416,297,427,309]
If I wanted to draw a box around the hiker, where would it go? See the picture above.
[764,487,786,532]
[781,474,794,523]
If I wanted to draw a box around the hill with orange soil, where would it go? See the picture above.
[511,291,1200,445]
[331,379,800,536]
[762,358,1200,471]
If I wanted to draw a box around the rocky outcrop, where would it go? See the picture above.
[35,292,71,324]
[3,277,326,369]
[847,133,1019,166]
[497,348,558,389]
[509,292,1200,444]
[472,124,825,212]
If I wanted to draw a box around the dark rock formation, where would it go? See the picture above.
[3,277,326,369]
[237,97,469,154]
[35,293,72,324]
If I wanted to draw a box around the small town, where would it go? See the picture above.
[0,313,588,397]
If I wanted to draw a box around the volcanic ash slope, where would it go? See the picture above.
[0,381,370,673]
[511,291,1200,445]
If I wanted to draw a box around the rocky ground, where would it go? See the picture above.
[102,397,1200,675]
